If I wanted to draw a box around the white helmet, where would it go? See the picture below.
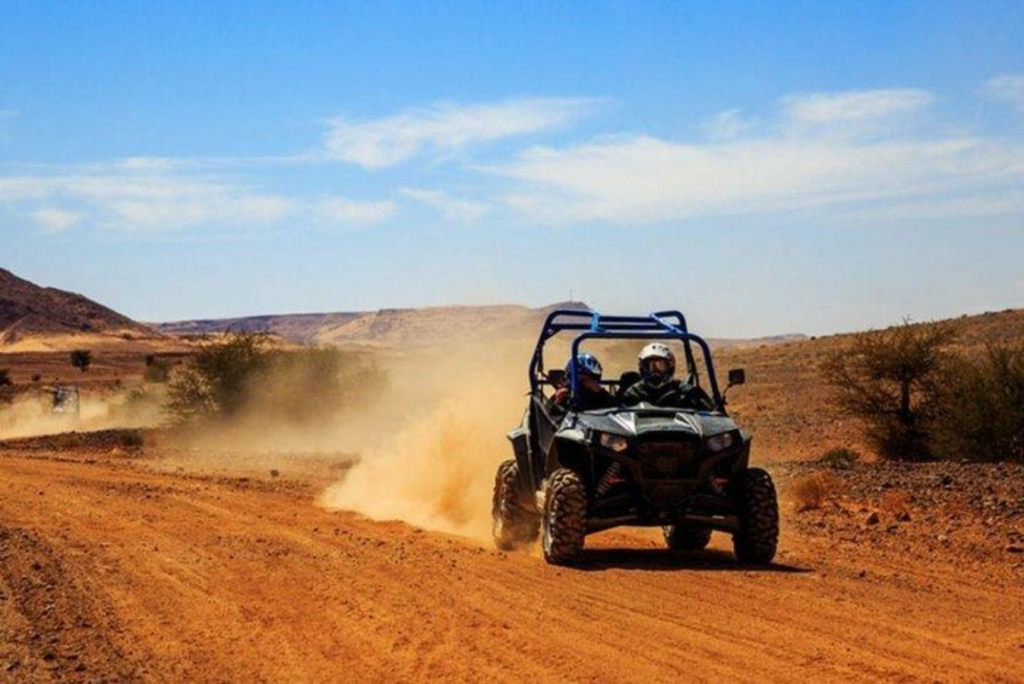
[638,343,675,388]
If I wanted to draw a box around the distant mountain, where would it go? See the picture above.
[0,268,162,350]
[157,302,807,349]
[158,302,592,347]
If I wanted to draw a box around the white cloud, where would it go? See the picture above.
[490,126,1024,224]
[702,109,756,141]
[30,207,80,233]
[401,188,488,223]
[313,196,396,226]
[984,74,1024,114]
[782,89,935,126]
[0,171,294,233]
[324,97,601,168]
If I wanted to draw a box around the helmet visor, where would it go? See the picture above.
[646,358,673,375]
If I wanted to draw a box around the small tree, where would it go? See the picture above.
[70,349,93,373]
[933,345,1024,463]
[821,320,957,461]
[167,333,272,423]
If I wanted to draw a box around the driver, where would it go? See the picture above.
[621,343,712,410]
[553,352,616,411]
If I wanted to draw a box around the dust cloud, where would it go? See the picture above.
[0,386,165,439]
[318,342,531,542]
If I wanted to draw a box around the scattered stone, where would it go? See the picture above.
[865,511,880,525]
[270,469,280,478]
[896,510,912,522]
[1007,545,1024,554]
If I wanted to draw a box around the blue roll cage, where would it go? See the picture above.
[528,309,724,411]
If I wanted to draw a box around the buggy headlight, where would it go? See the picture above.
[706,433,735,453]
[599,433,629,453]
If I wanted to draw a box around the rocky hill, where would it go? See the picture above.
[0,268,162,351]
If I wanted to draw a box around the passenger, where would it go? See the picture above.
[553,353,617,411]
[620,343,713,410]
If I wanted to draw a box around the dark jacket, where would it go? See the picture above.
[621,379,712,410]
[554,386,618,412]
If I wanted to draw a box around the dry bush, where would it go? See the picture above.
[818,447,861,468]
[933,345,1024,463]
[822,320,956,461]
[790,472,845,511]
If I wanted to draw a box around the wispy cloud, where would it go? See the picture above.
[313,196,397,226]
[401,188,488,223]
[702,109,756,141]
[489,88,1023,224]
[984,74,1024,114]
[1,170,294,233]
[323,97,602,169]
[781,88,934,126]
[30,207,80,233]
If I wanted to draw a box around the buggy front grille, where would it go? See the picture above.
[637,441,699,479]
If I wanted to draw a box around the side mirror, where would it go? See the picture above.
[727,368,746,387]
[546,369,567,388]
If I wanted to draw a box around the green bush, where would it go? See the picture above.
[932,345,1024,463]
[822,320,956,461]
[166,333,384,427]
[167,333,272,423]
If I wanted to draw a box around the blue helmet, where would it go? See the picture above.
[567,352,603,380]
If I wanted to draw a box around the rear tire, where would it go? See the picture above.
[492,460,539,551]
[541,468,587,565]
[663,524,712,551]
[732,468,779,565]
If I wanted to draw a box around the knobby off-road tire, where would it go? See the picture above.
[541,468,587,565]
[732,467,779,565]
[492,460,539,551]
[663,524,713,551]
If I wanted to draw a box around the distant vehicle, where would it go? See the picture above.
[492,309,779,565]
[51,384,81,419]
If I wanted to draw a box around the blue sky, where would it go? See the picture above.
[2,1,1023,336]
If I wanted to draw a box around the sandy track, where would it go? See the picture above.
[1,452,1022,683]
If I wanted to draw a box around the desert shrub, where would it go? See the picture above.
[167,333,272,423]
[790,472,844,511]
[818,447,861,469]
[70,349,92,372]
[167,333,384,427]
[822,320,956,461]
[0,369,11,387]
[932,345,1024,463]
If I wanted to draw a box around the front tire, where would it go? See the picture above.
[732,468,779,564]
[541,468,587,565]
[492,460,539,551]
[663,524,712,551]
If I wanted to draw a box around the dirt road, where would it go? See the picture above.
[1,449,1022,683]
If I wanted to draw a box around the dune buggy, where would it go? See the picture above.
[492,309,779,565]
